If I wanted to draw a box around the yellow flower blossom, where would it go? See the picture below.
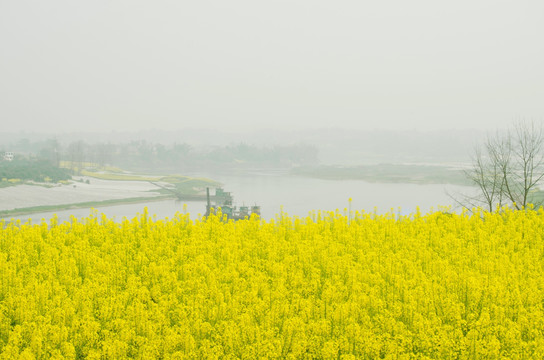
[0,207,543,358]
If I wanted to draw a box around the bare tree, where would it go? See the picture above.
[507,122,544,209]
[66,141,87,175]
[462,144,504,212]
[38,138,61,167]
[457,121,544,211]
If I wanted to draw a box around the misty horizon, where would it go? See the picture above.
[2,0,543,133]
[0,127,484,167]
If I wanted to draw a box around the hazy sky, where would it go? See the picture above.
[1,0,543,133]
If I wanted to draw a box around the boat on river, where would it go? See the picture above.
[205,187,260,220]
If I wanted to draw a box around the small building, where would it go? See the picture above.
[3,152,13,161]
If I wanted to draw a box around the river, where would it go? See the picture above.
[2,171,473,224]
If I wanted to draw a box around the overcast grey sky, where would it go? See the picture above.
[1,0,543,133]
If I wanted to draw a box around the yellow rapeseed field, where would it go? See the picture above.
[1,207,544,359]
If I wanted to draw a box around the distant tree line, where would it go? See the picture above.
[2,139,319,173]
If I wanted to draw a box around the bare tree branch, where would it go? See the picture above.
[455,121,544,211]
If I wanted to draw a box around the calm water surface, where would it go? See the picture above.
[4,173,472,223]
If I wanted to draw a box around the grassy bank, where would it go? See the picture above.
[0,195,174,218]
[80,170,159,182]
[81,170,220,196]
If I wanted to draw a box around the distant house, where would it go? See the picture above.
[3,152,14,161]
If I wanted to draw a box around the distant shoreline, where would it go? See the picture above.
[291,164,471,186]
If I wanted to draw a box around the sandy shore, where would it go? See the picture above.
[0,177,164,211]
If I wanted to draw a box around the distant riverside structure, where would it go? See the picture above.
[2,152,14,161]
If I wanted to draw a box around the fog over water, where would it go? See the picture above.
[6,174,472,223]
[1,1,543,218]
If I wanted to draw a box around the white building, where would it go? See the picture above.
[3,152,14,161]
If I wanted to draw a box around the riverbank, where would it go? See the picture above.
[0,195,175,218]
[0,171,220,217]
[0,177,165,216]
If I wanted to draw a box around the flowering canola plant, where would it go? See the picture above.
[1,207,544,359]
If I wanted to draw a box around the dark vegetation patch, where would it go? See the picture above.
[0,159,71,183]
